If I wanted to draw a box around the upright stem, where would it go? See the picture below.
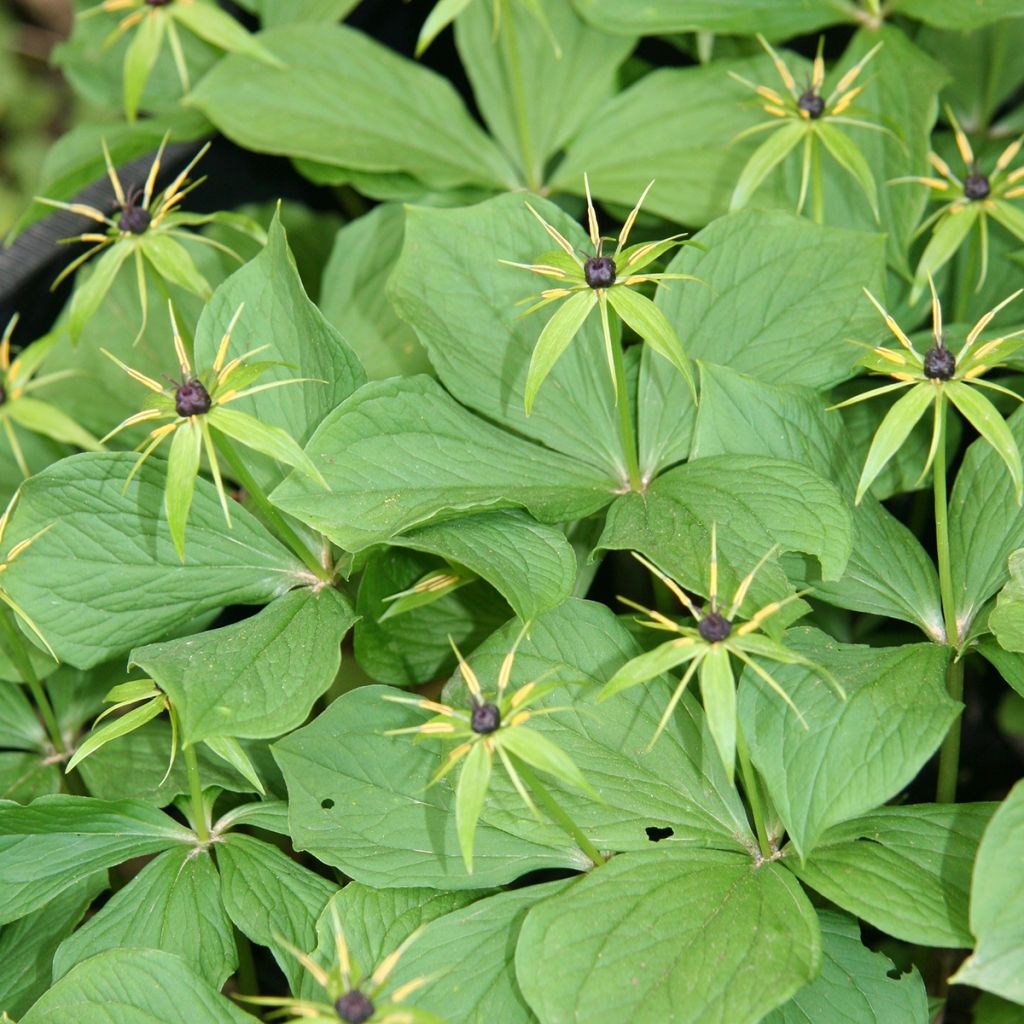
[500,4,540,191]
[601,296,642,491]
[212,431,331,583]
[736,725,772,859]
[514,759,606,867]
[811,137,825,225]
[0,611,64,753]
[932,399,964,803]
[183,743,210,843]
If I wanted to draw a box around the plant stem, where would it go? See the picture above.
[212,430,331,583]
[0,611,64,754]
[500,3,540,191]
[234,929,259,995]
[601,297,642,491]
[514,759,606,867]
[736,725,772,859]
[811,137,825,225]
[183,743,210,843]
[932,398,964,803]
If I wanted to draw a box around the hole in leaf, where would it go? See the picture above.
[645,825,674,842]
[886,967,902,980]
[321,798,335,810]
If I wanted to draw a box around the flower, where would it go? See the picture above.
[102,302,327,560]
[730,35,886,219]
[80,0,282,120]
[36,135,257,342]
[0,314,103,476]
[503,175,699,412]
[893,106,1024,301]
[239,901,440,1024]
[834,280,1024,503]
[599,526,842,781]
[384,627,596,872]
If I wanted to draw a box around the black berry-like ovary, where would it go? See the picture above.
[335,990,374,1024]
[798,91,825,119]
[698,611,732,643]
[175,379,212,416]
[963,173,991,201]
[584,256,616,289]
[923,346,956,381]
[471,703,501,734]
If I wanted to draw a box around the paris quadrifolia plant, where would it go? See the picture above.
[894,106,1024,301]
[0,315,103,476]
[36,134,261,343]
[384,628,603,873]
[101,302,326,560]
[730,35,886,223]
[82,0,282,120]
[599,526,843,783]
[240,902,440,1024]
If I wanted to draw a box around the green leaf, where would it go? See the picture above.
[65,695,167,774]
[132,587,351,745]
[499,726,593,796]
[172,1,280,63]
[599,637,702,700]
[418,0,475,54]
[913,204,981,301]
[887,0,1024,29]
[391,510,577,623]
[142,233,212,299]
[68,245,133,343]
[791,803,996,947]
[196,211,366,448]
[951,780,1024,1003]
[20,948,254,1024]
[165,419,203,561]
[0,753,60,803]
[739,630,957,859]
[0,453,305,668]
[273,600,750,889]
[208,407,324,484]
[123,9,166,120]
[700,645,736,782]
[188,24,515,191]
[731,120,807,211]
[456,0,633,186]
[4,398,99,454]
[455,742,492,873]
[0,683,47,750]
[991,548,1024,653]
[52,846,235,988]
[516,848,821,1024]
[389,194,626,477]
[947,381,1024,501]
[269,376,616,552]
[606,284,693,393]
[525,291,596,414]
[318,205,428,380]
[0,795,192,925]
[762,910,929,1024]
[217,832,336,992]
[201,736,264,794]
[815,121,879,220]
[258,0,361,25]
[0,873,105,1018]
[855,385,934,503]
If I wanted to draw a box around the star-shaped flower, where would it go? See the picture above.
[600,527,842,782]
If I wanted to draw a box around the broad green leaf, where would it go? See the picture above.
[123,8,166,121]
[274,600,750,889]
[0,684,46,750]
[888,0,1024,29]
[762,910,929,1024]
[700,645,736,782]
[854,385,934,503]
[571,0,845,37]
[0,873,105,1019]
[550,54,796,227]
[188,24,515,191]
[972,994,1024,1023]
[217,832,336,992]
[456,0,633,187]
[947,381,1024,501]
[20,948,253,1024]
[392,510,577,622]
[516,848,820,1024]
[132,587,351,745]
[165,419,202,560]
[270,376,616,552]
[0,753,61,803]
[950,406,1024,641]
[68,245,133,343]
[0,453,305,669]
[195,212,366,448]
[318,205,429,379]
[0,795,192,924]
[991,548,1024,653]
[259,0,362,25]
[52,846,235,987]
[739,629,956,859]
[951,780,1024,1003]
[791,803,996,947]
[389,194,625,476]
[456,741,492,872]
[731,121,806,212]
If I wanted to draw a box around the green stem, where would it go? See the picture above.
[500,3,540,191]
[514,759,606,867]
[932,398,964,803]
[212,430,331,583]
[602,297,642,491]
[184,743,210,843]
[736,725,772,859]
[0,611,64,754]
[234,929,259,995]
[811,136,825,225]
